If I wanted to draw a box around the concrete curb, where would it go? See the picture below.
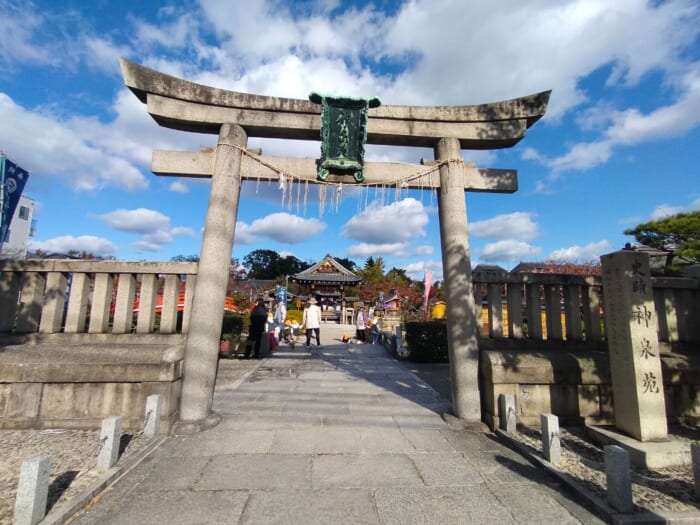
[496,429,700,525]
[40,435,167,525]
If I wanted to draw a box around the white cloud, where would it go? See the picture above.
[97,208,170,233]
[541,66,700,177]
[131,239,165,253]
[413,244,434,256]
[83,36,130,75]
[548,240,612,262]
[29,235,117,256]
[605,69,700,145]
[384,0,700,110]
[171,226,195,236]
[342,198,428,243]
[646,197,700,221]
[546,141,614,173]
[481,240,541,262]
[403,260,443,281]
[470,212,539,241]
[0,94,149,192]
[169,181,189,193]
[650,204,685,221]
[346,242,408,258]
[95,208,192,251]
[235,212,326,245]
[132,9,196,50]
[0,2,52,67]
[198,0,387,69]
[5,0,698,204]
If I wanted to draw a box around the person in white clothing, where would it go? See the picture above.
[273,298,286,342]
[302,297,322,347]
[355,304,368,343]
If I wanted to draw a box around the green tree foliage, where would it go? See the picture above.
[624,211,700,272]
[243,249,280,279]
[65,250,114,260]
[358,256,385,284]
[280,254,310,277]
[334,257,358,272]
[242,249,308,279]
[385,267,410,287]
[348,258,425,318]
[170,254,200,262]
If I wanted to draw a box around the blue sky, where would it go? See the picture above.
[1,0,699,280]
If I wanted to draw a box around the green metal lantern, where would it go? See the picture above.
[309,92,381,183]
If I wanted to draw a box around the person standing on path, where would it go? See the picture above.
[247,298,268,358]
[273,298,286,345]
[370,315,380,344]
[355,304,368,343]
[302,297,322,347]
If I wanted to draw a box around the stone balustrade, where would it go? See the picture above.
[472,270,699,348]
[0,260,198,431]
[475,270,698,431]
[0,260,198,337]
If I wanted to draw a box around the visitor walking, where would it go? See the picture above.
[246,298,268,358]
[355,304,368,343]
[370,315,380,344]
[302,297,322,347]
[273,298,286,343]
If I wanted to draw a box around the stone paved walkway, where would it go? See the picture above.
[69,324,604,524]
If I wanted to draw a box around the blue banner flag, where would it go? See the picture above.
[0,155,30,242]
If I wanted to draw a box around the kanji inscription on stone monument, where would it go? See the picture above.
[601,250,668,441]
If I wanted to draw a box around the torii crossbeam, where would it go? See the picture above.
[120,58,550,430]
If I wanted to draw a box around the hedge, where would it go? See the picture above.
[404,320,449,362]
[221,312,244,339]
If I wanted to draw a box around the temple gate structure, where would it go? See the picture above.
[292,254,361,321]
[120,58,550,430]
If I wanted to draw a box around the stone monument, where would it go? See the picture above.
[601,249,668,441]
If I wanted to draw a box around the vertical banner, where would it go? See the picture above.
[423,270,433,320]
[0,154,30,243]
[276,285,287,304]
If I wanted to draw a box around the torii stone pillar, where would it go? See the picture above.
[435,138,480,419]
[177,124,247,428]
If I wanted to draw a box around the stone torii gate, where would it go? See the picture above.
[120,58,550,431]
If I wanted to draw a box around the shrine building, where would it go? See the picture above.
[292,255,360,322]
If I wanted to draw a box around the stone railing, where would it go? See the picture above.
[472,270,699,348]
[474,269,699,430]
[0,259,198,431]
[0,259,198,336]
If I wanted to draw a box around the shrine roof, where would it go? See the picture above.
[292,255,361,284]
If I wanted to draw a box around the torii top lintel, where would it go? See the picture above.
[120,58,550,150]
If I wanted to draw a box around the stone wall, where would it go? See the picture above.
[0,261,196,432]
[0,334,184,432]
[481,349,700,431]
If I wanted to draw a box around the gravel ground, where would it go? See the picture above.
[0,429,151,525]
[511,425,700,515]
[0,355,260,525]
[403,359,700,517]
